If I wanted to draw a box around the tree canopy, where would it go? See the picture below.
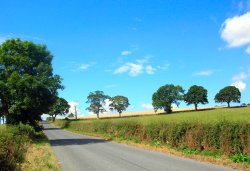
[214,86,241,107]
[152,84,184,113]
[86,90,110,119]
[109,95,130,117]
[0,39,63,129]
[48,97,69,121]
[184,85,208,110]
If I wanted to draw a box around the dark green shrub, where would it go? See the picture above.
[0,123,41,171]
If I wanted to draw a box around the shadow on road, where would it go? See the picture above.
[49,138,109,146]
[43,127,61,130]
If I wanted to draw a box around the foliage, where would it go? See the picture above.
[0,39,63,129]
[48,97,69,121]
[0,124,39,171]
[231,153,250,163]
[86,90,110,119]
[184,85,208,110]
[109,95,130,117]
[152,84,184,113]
[214,86,241,107]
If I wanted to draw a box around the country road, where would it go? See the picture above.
[43,121,238,171]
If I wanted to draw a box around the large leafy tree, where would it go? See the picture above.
[49,97,70,121]
[152,84,184,113]
[184,85,208,111]
[86,90,110,119]
[214,86,241,107]
[109,95,130,117]
[0,39,63,129]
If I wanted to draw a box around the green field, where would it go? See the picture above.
[64,106,250,125]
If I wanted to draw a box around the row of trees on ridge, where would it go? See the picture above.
[86,91,130,119]
[86,84,241,119]
[152,84,241,113]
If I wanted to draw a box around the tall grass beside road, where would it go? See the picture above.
[0,124,60,171]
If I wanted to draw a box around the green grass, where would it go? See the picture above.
[58,106,250,126]
[21,136,61,171]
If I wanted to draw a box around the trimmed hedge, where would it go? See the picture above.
[55,120,250,155]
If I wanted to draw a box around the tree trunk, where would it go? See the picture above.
[227,102,230,107]
[195,104,198,111]
[164,106,172,114]
[119,112,121,118]
[97,113,99,120]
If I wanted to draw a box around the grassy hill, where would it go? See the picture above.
[75,106,250,124]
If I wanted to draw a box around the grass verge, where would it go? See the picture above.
[21,136,61,171]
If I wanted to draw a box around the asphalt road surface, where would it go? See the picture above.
[43,121,239,171]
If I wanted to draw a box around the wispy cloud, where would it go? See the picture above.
[121,50,132,56]
[113,55,169,77]
[79,64,90,70]
[157,63,170,70]
[145,65,156,75]
[113,62,144,76]
[193,70,213,76]
[69,62,95,72]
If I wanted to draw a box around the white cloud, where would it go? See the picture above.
[79,64,90,70]
[157,63,170,70]
[68,101,79,114]
[113,56,168,77]
[221,12,250,48]
[231,81,246,91]
[121,50,132,56]
[145,65,156,75]
[113,62,143,76]
[141,103,153,110]
[101,99,113,112]
[193,70,213,76]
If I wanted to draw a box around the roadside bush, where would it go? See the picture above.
[0,124,39,171]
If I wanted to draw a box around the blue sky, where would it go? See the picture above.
[1,0,250,115]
